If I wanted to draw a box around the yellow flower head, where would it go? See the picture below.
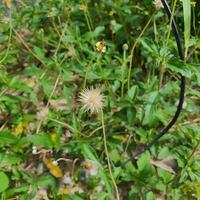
[79,4,87,12]
[96,41,106,53]
[3,0,11,8]
[79,87,104,113]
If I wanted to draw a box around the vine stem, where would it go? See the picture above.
[127,16,152,91]
[101,109,120,200]
[121,0,186,167]
[159,0,178,89]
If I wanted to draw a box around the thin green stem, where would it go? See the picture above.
[101,109,120,200]
[127,17,152,91]
[0,10,12,64]
[159,0,177,89]
[83,54,101,89]
[36,72,61,134]
[121,50,127,97]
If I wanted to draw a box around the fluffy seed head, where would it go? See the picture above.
[79,87,104,113]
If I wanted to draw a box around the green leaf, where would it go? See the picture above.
[33,46,45,61]
[0,131,18,147]
[9,77,32,93]
[93,26,105,36]
[127,108,136,124]
[112,23,123,34]
[0,153,22,167]
[26,133,53,148]
[143,91,159,125]
[167,58,192,78]
[128,85,138,100]
[0,171,9,193]
[137,153,151,172]
[80,143,112,196]
[181,0,191,57]
[36,175,56,187]
[95,192,108,200]
[144,191,155,200]
[5,184,29,198]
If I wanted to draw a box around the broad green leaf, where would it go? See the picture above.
[143,91,159,125]
[33,46,45,61]
[36,175,56,187]
[80,143,112,196]
[95,192,108,200]
[128,85,138,100]
[27,133,53,148]
[5,184,29,198]
[112,23,123,34]
[0,171,9,193]
[137,153,151,172]
[181,0,191,57]
[0,153,22,167]
[93,26,105,36]
[167,58,192,78]
[0,131,18,147]
[144,191,155,200]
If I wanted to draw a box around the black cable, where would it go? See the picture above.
[121,0,186,167]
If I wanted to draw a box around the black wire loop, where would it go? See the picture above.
[121,0,186,167]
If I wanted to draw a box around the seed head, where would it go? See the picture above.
[79,87,104,113]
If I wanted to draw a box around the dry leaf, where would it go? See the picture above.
[49,99,67,111]
[43,158,63,178]
[36,107,49,121]
[151,156,177,174]
[61,130,72,143]
[32,187,49,200]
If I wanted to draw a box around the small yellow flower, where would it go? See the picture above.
[96,41,106,53]
[79,4,87,12]
[12,122,28,136]
[50,132,57,143]
[58,186,69,195]
[79,87,104,113]
[47,7,57,17]
[153,0,164,9]
[3,0,11,8]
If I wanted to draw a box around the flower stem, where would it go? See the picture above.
[121,49,126,97]
[101,109,120,200]
[127,17,152,91]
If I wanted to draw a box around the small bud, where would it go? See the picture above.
[52,160,58,166]
[122,43,128,51]
[32,146,37,155]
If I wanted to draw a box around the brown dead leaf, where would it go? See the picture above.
[151,156,177,174]
[32,187,49,200]
[43,158,63,178]
[49,99,67,111]
[36,107,49,121]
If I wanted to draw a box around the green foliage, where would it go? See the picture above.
[0,0,200,199]
[0,172,9,193]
